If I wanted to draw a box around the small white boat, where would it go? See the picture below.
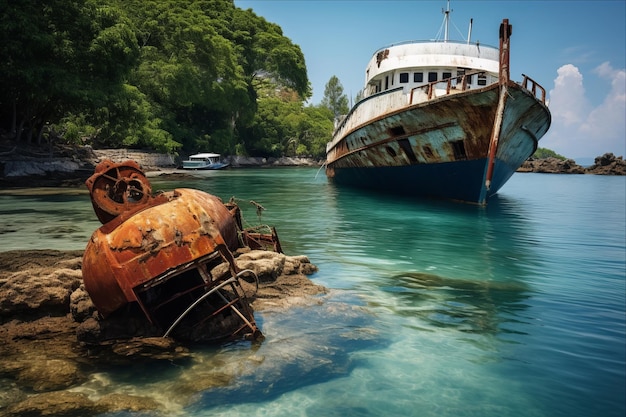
[182,153,229,170]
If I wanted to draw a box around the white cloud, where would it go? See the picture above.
[541,63,626,160]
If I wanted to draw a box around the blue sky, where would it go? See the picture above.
[235,0,625,160]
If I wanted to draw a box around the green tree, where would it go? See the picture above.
[321,75,349,119]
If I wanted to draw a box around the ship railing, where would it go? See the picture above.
[409,70,488,104]
[330,87,406,144]
[521,74,547,104]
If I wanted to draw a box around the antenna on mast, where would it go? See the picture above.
[467,18,473,44]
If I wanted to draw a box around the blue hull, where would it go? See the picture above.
[330,157,515,204]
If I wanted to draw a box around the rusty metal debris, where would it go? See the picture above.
[82,159,282,342]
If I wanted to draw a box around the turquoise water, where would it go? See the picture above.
[1,169,624,417]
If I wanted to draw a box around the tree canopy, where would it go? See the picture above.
[0,0,328,156]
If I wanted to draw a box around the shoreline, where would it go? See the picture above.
[0,146,624,189]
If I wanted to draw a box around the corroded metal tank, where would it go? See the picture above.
[81,160,260,341]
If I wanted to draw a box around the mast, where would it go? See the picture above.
[443,0,452,41]
[467,18,473,44]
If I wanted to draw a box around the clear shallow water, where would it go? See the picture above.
[1,169,624,417]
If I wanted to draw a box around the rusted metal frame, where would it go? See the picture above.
[190,291,242,330]
[240,226,283,253]
[134,251,221,293]
[521,73,546,104]
[162,268,259,338]
[132,250,228,324]
[152,242,241,330]
[484,86,509,191]
[162,276,238,338]
[149,281,213,314]
[215,288,257,335]
[484,19,512,192]
[174,278,256,339]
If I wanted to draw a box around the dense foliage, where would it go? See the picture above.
[0,0,336,157]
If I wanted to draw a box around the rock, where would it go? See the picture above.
[0,250,84,320]
[14,358,82,392]
[4,391,105,417]
[518,157,586,174]
[586,153,626,175]
[518,153,626,175]
[95,393,161,413]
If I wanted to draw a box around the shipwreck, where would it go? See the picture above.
[81,160,281,342]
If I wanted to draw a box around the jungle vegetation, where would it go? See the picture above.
[0,1,562,161]
[0,0,346,158]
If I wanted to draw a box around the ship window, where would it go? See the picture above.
[451,140,467,160]
[458,68,472,84]
[477,73,487,86]
[414,72,423,82]
[398,138,418,163]
[428,72,438,82]
[443,72,452,80]
[389,125,405,136]
[385,76,389,90]
[399,72,409,83]
[386,146,397,157]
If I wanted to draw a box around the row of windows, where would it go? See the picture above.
[397,70,487,85]
[377,69,489,93]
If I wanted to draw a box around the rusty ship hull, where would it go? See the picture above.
[325,81,550,203]
[325,12,551,205]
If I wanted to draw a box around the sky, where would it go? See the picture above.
[235,0,625,161]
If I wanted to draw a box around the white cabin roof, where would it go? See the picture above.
[365,41,499,85]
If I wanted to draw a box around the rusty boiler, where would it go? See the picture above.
[81,160,262,342]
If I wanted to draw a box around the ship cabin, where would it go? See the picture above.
[362,40,500,105]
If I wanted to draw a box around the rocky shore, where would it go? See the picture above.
[0,144,324,188]
[0,248,325,416]
[1,143,623,189]
[518,153,626,175]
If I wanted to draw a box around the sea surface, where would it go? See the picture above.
[1,168,624,417]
